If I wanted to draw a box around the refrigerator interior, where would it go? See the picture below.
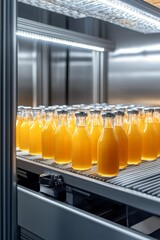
[16,2,160,240]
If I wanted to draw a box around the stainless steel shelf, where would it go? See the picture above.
[17,18,115,52]
[18,0,160,33]
[17,153,160,216]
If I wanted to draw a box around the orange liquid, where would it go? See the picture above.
[90,125,101,164]
[54,126,72,164]
[127,124,142,165]
[16,117,23,149]
[123,115,129,134]
[72,126,91,170]
[153,115,160,157]
[19,119,30,151]
[86,115,92,133]
[97,128,119,177]
[115,126,128,169]
[29,119,42,155]
[138,114,145,134]
[42,121,55,159]
[142,123,157,161]
[68,116,76,135]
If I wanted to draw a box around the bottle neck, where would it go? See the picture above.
[58,114,68,126]
[145,112,153,123]
[46,112,53,121]
[103,117,114,128]
[76,117,86,127]
[128,114,138,125]
[115,115,123,127]
[91,114,100,126]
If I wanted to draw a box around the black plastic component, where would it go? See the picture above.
[40,174,65,200]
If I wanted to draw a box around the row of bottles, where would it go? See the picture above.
[16,104,160,177]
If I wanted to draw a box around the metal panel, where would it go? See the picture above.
[50,46,67,105]
[18,186,152,240]
[107,22,160,105]
[0,0,17,239]
[18,39,36,106]
[68,50,93,105]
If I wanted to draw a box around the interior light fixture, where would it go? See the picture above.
[19,0,160,33]
[16,30,105,52]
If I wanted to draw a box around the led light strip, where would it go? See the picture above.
[16,31,105,52]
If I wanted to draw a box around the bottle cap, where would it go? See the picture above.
[127,108,139,115]
[75,111,88,117]
[102,112,115,118]
[115,110,125,117]
[90,109,101,115]
[57,109,68,115]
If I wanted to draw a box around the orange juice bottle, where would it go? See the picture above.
[138,107,145,134]
[54,110,72,164]
[114,110,128,169]
[68,107,76,135]
[153,107,160,157]
[90,109,102,164]
[29,107,42,155]
[142,108,157,161]
[19,107,32,151]
[97,112,119,177]
[127,109,142,165]
[123,107,129,134]
[39,105,46,128]
[42,109,55,159]
[72,112,91,170]
[16,106,24,149]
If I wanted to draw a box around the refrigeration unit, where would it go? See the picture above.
[1,0,160,240]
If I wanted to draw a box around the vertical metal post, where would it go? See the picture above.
[0,0,17,240]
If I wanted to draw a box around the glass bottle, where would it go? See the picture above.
[29,107,42,155]
[54,110,72,164]
[89,109,102,164]
[16,106,24,149]
[97,112,119,177]
[114,110,128,170]
[142,108,157,161]
[68,107,76,135]
[19,107,32,151]
[42,108,55,159]
[72,112,91,170]
[153,107,160,157]
[127,109,142,165]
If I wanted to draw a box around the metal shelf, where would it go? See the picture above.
[17,18,115,52]
[18,0,160,33]
[17,153,160,216]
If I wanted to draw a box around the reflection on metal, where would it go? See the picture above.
[17,18,114,52]
[18,0,160,33]
[108,45,160,105]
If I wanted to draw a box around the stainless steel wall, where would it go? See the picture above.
[17,3,108,106]
[107,23,160,105]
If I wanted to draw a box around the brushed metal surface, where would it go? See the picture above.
[18,186,152,240]
[107,22,160,105]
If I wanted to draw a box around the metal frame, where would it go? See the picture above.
[0,0,17,239]
[17,18,115,52]
[18,186,152,240]
[17,157,160,216]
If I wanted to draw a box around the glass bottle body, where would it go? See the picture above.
[42,112,55,159]
[127,114,142,165]
[114,115,128,169]
[72,116,91,170]
[55,114,72,164]
[98,117,119,177]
